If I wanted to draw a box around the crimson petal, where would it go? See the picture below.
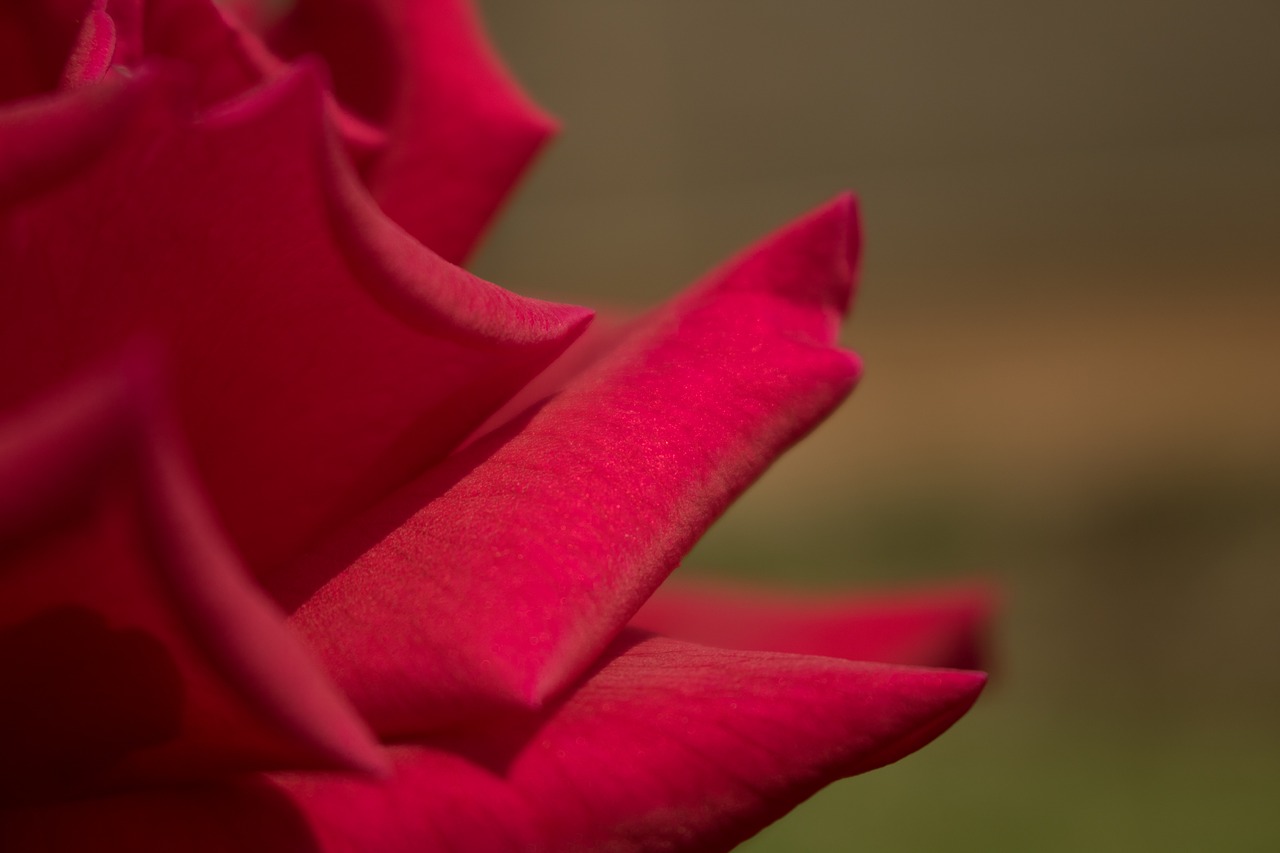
[632,578,997,671]
[0,70,140,203]
[136,0,386,161]
[283,195,863,735]
[0,633,984,852]
[0,65,590,571]
[272,0,557,262]
[0,353,385,804]
[0,0,91,102]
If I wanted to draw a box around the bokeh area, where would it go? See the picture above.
[473,2,1280,850]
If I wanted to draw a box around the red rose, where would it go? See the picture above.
[0,1,990,850]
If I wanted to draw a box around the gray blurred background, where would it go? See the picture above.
[473,2,1280,850]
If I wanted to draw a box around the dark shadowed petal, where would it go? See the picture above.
[0,65,590,572]
[0,353,386,804]
[0,70,140,202]
[135,0,385,161]
[0,633,983,852]
[282,196,863,735]
[271,0,557,262]
[0,0,91,103]
[632,578,997,671]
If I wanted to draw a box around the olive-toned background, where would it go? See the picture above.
[473,2,1280,850]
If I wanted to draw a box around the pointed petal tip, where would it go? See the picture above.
[717,191,863,327]
[903,662,989,710]
[859,664,988,774]
[805,190,862,315]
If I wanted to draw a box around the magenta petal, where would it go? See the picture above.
[284,196,863,735]
[0,634,982,852]
[0,64,589,571]
[272,0,557,261]
[632,579,997,671]
[59,3,115,88]
[0,354,386,802]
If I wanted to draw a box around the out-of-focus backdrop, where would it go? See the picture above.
[473,2,1280,850]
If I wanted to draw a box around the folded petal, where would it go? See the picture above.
[632,578,997,671]
[271,0,557,261]
[138,0,385,160]
[283,196,862,734]
[0,633,985,852]
[0,64,589,571]
[0,353,385,805]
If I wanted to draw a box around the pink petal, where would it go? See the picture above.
[0,64,589,571]
[632,578,997,671]
[0,634,984,852]
[283,196,863,735]
[59,3,116,89]
[271,0,557,262]
[0,353,385,804]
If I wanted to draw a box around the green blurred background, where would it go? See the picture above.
[472,2,1280,850]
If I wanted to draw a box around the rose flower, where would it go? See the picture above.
[0,1,990,850]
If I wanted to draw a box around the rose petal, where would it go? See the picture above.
[0,633,984,852]
[0,64,590,571]
[0,352,386,804]
[632,578,997,671]
[460,308,641,449]
[138,0,385,161]
[272,0,557,262]
[283,195,862,735]
[0,780,314,852]
[0,71,140,203]
[59,3,116,89]
[0,0,89,102]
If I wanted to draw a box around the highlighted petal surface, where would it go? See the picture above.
[284,196,863,734]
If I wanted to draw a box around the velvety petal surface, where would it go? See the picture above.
[271,0,557,261]
[0,633,985,852]
[632,578,996,671]
[0,65,589,571]
[0,354,385,804]
[282,195,863,734]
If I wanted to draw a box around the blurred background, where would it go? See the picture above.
[472,2,1280,850]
